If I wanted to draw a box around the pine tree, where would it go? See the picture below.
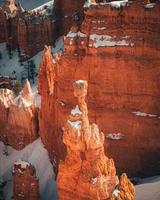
[12,80,22,95]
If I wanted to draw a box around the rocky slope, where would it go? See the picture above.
[13,161,39,200]
[0,79,38,149]
[38,1,160,177]
[57,80,135,200]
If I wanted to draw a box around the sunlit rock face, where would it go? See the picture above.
[13,161,40,200]
[0,80,39,149]
[38,1,160,177]
[111,173,135,200]
[57,80,119,200]
[38,46,66,168]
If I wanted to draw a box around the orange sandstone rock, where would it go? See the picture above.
[111,173,135,200]
[38,2,160,177]
[0,80,38,149]
[57,80,119,200]
[13,161,40,200]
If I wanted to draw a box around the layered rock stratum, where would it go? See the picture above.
[38,1,160,177]
[0,79,38,149]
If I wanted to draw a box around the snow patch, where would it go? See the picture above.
[113,189,120,197]
[14,160,29,169]
[32,1,53,15]
[106,133,124,140]
[144,3,156,9]
[75,80,86,84]
[89,34,131,48]
[110,0,128,9]
[68,120,82,129]
[132,111,158,118]
[71,105,82,116]
[83,0,128,8]
[67,31,87,38]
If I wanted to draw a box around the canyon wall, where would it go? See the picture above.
[18,11,55,59]
[38,1,160,177]
[13,161,40,200]
[0,0,55,59]
[0,80,38,149]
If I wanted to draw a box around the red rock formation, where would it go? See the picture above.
[18,11,55,59]
[0,79,38,149]
[38,1,160,177]
[0,88,14,143]
[38,46,65,166]
[0,76,13,89]
[13,161,40,200]
[57,80,119,200]
[0,0,55,58]
[1,0,22,49]
[111,173,135,200]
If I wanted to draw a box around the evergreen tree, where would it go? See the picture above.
[0,51,2,60]
[12,80,22,95]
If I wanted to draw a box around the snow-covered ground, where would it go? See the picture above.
[0,36,64,89]
[0,43,43,86]
[0,0,51,9]
[136,177,160,200]
[0,138,58,200]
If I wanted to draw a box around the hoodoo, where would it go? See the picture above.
[57,80,135,200]
[13,161,40,200]
[0,79,38,149]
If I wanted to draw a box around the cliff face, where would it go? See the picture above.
[38,1,160,177]
[18,11,55,59]
[0,1,55,58]
[1,0,22,50]
[0,80,38,149]
[13,161,40,200]
[57,80,119,200]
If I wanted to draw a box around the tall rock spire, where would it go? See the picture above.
[13,161,40,200]
[38,46,56,95]
[111,173,135,200]
[20,79,34,105]
[57,80,119,200]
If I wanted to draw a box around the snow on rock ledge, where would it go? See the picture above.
[84,0,129,8]
[145,3,156,9]
[132,111,158,118]
[14,160,29,169]
[110,0,128,9]
[106,133,124,140]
